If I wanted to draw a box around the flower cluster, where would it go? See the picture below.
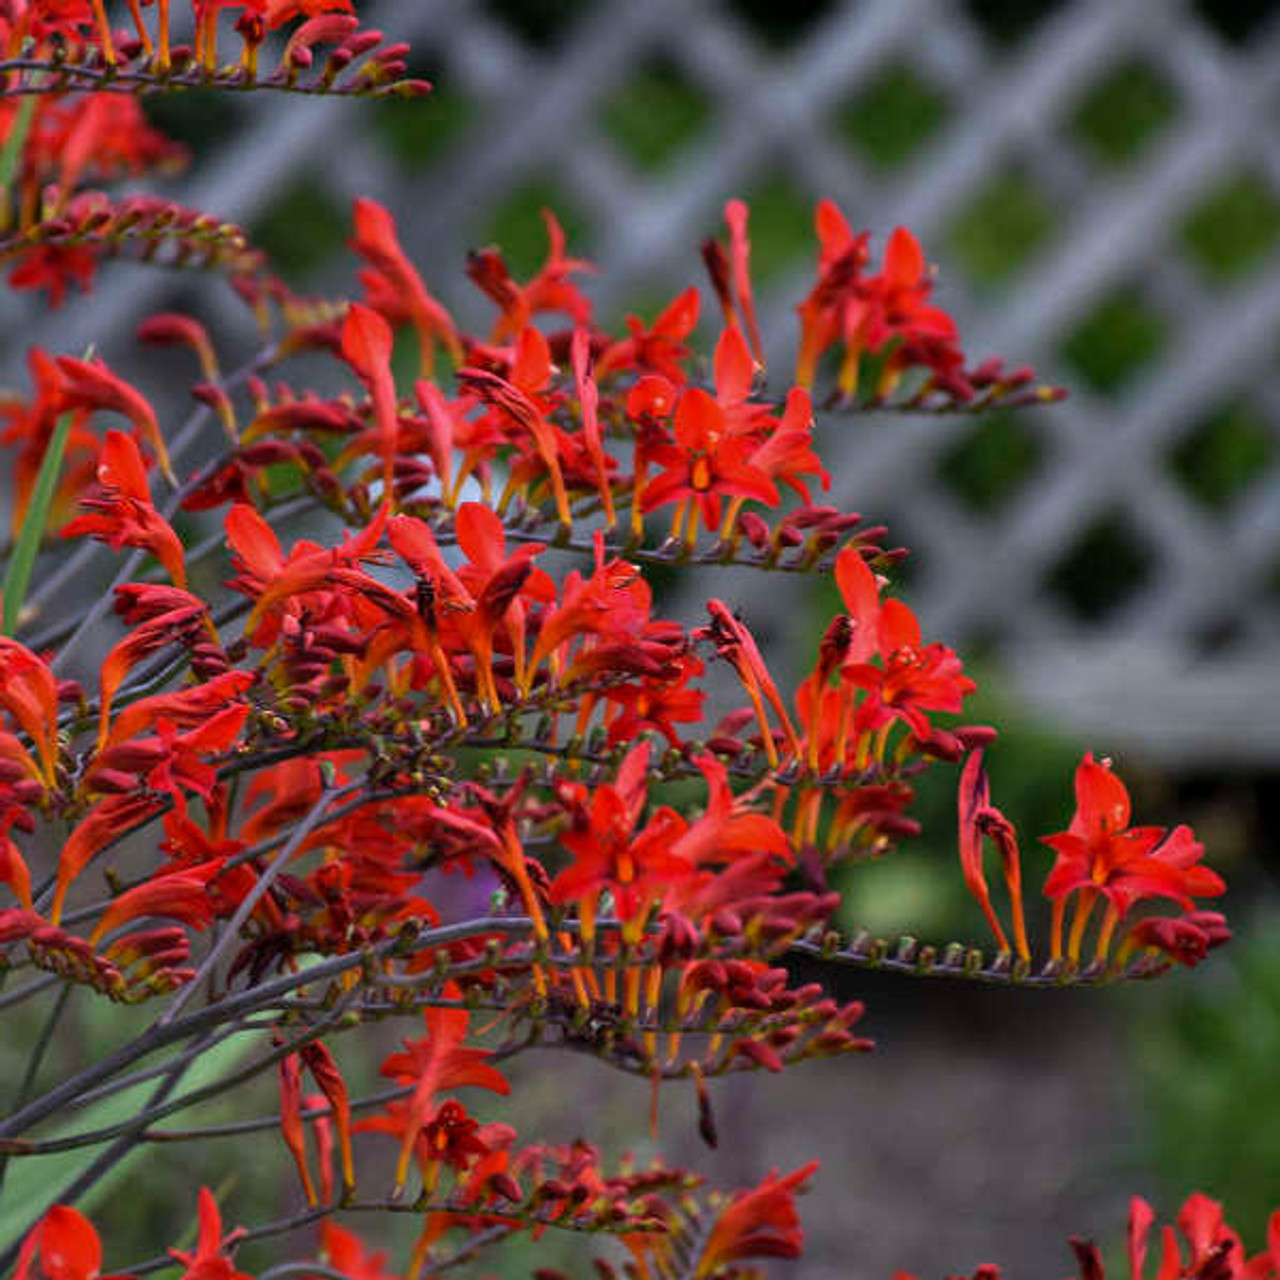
[0,10,1242,1279]
[895,1192,1280,1279]
[0,0,428,86]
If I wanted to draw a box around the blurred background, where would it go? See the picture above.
[6,0,1280,1275]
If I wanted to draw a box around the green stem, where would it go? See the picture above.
[0,95,35,229]
[2,412,72,635]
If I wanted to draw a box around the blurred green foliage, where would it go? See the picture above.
[372,85,472,172]
[1047,512,1154,621]
[1060,293,1167,394]
[1168,401,1276,512]
[143,90,245,150]
[254,179,348,279]
[948,169,1057,289]
[838,63,948,171]
[736,175,813,284]
[1132,924,1280,1243]
[1069,60,1179,167]
[1181,170,1280,285]
[936,412,1045,514]
[602,62,710,172]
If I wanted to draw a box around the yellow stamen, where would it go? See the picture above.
[669,499,687,544]
[1066,890,1097,964]
[90,0,116,64]
[1092,902,1120,966]
[630,461,648,543]
[643,963,663,1059]
[684,500,701,552]
[719,495,746,544]
[1049,898,1066,962]
[156,0,171,71]
[124,0,152,50]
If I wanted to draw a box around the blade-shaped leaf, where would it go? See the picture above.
[2,412,73,635]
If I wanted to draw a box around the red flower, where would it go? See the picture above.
[14,1205,129,1280]
[261,0,354,30]
[137,314,219,382]
[229,500,388,645]
[958,750,1029,961]
[55,357,174,484]
[748,386,830,505]
[862,227,958,352]
[1041,754,1225,963]
[841,596,975,740]
[642,386,778,536]
[1120,911,1231,970]
[670,753,792,871]
[596,285,700,383]
[134,704,251,806]
[8,244,98,310]
[794,204,960,398]
[350,197,460,376]
[703,201,764,370]
[99,670,255,755]
[548,741,692,939]
[456,326,573,529]
[95,599,209,748]
[0,349,97,538]
[833,544,883,663]
[570,327,616,525]
[167,1188,250,1280]
[1121,1193,1245,1280]
[2,2,94,46]
[375,1004,510,1195]
[50,793,168,925]
[278,1051,317,1205]
[62,431,187,588]
[796,200,870,388]
[0,822,33,909]
[341,302,399,493]
[87,861,223,945]
[467,209,593,342]
[699,601,800,767]
[317,1224,398,1280]
[600,650,705,747]
[417,1099,494,1171]
[1043,756,1224,917]
[301,1041,355,1196]
[384,504,552,715]
[238,757,345,848]
[693,1162,818,1277]
[0,638,61,789]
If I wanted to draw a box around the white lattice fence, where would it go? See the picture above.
[7,0,1280,764]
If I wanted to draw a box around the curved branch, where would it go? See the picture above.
[123,1194,655,1279]
[0,58,430,101]
[785,931,1175,987]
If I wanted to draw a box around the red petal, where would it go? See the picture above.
[815,199,853,252]
[37,1207,102,1280]
[883,227,924,289]
[714,325,754,407]
[341,303,393,380]
[1073,753,1130,835]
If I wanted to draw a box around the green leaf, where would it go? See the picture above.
[0,96,36,204]
[2,412,73,635]
[0,1029,257,1251]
